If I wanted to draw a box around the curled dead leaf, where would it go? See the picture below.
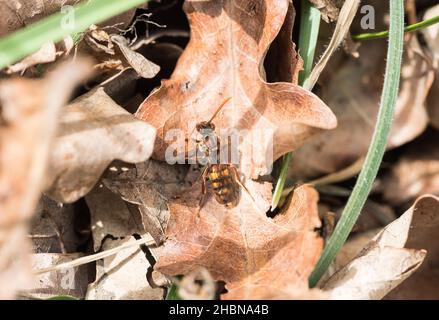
[309,0,343,22]
[111,35,161,79]
[80,26,160,79]
[46,87,156,203]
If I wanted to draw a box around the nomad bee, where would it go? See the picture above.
[190,98,249,209]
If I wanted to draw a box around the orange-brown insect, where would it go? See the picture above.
[192,98,248,209]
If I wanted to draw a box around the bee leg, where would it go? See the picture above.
[195,167,209,219]
[230,166,256,204]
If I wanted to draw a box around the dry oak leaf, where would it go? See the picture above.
[136,0,336,179]
[155,184,323,300]
[46,87,156,203]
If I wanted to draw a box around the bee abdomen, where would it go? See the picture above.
[210,178,238,208]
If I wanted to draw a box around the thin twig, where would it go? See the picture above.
[34,236,156,275]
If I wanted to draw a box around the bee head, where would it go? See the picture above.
[196,121,215,133]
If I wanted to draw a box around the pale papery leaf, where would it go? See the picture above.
[384,195,439,299]
[86,236,165,300]
[46,87,156,203]
[323,195,439,300]
[6,42,57,74]
[28,253,89,299]
[0,59,93,299]
[135,0,337,179]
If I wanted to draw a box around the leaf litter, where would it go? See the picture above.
[2,0,439,301]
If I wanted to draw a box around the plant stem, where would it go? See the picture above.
[0,0,148,69]
[271,152,292,211]
[309,0,405,287]
[271,0,321,210]
[298,0,321,85]
[352,14,438,41]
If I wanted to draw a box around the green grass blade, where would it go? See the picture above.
[298,0,321,85]
[271,152,292,211]
[353,14,439,40]
[166,284,181,300]
[308,0,405,287]
[0,0,148,69]
[271,0,321,210]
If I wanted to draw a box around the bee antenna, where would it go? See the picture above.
[207,97,232,124]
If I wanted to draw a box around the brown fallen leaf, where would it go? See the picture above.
[381,135,439,205]
[155,184,323,300]
[45,87,156,203]
[0,59,92,299]
[289,32,433,180]
[136,0,337,179]
[323,195,439,300]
